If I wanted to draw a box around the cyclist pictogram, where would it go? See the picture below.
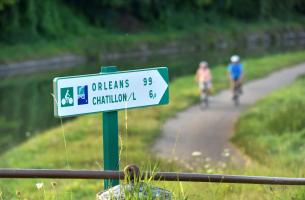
[60,87,74,107]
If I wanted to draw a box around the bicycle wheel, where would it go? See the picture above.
[204,94,209,108]
[61,98,66,106]
[200,92,208,109]
[233,93,239,106]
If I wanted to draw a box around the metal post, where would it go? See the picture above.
[101,66,119,189]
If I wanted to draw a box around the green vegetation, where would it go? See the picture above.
[1,0,304,41]
[0,19,304,64]
[0,0,305,63]
[233,75,305,172]
[230,75,305,199]
[1,51,305,199]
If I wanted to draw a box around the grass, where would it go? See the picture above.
[230,75,305,199]
[1,50,305,199]
[0,19,304,64]
[233,75,305,169]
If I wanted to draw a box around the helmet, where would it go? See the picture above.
[230,55,240,63]
[199,61,208,68]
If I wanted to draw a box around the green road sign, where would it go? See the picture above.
[53,67,169,117]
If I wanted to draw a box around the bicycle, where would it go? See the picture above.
[232,81,242,106]
[200,82,210,109]
[61,90,73,106]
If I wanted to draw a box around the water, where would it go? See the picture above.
[0,41,304,152]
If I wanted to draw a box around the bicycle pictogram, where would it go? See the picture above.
[60,87,74,107]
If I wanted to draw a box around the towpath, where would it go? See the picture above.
[153,62,305,165]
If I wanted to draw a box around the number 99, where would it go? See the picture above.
[143,77,152,86]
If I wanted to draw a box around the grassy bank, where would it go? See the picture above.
[1,50,305,199]
[230,75,305,199]
[233,75,305,172]
[0,20,305,64]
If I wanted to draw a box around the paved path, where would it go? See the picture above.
[153,63,305,165]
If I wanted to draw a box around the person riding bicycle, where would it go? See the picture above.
[227,55,243,96]
[195,61,212,99]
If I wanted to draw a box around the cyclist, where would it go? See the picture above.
[227,55,243,96]
[195,61,212,100]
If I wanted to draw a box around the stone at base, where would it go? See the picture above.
[97,182,172,200]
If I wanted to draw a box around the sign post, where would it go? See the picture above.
[53,66,169,190]
[101,66,119,189]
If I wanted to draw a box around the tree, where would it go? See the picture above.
[0,0,15,11]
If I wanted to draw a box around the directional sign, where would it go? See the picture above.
[53,67,169,117]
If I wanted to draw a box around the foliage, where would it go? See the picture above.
[0,0,85,43]
[0,0,305,43]
[64,0,305,24]
[231,75,305,198]
[233,76,305,165]
[0,0,15,10]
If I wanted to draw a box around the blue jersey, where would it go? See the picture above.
[228,63,243,79]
